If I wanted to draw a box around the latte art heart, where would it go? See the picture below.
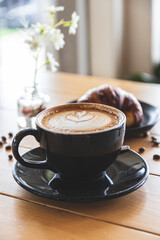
[41,107,120,134]
[66,111,94,122]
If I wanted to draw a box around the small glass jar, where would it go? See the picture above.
[17,86,50,128]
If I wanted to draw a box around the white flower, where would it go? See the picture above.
[50,29,65,50]
[69,12,80,35]
[46,5,64,14]
[25,32,43,51]
[24,23,51,50]
[32,23,50,36]
[46,52,59,72]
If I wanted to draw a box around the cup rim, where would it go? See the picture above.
[36,103,126,135]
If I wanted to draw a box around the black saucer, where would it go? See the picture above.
[12,147,149,202]
[69,100,159,137]
[126,101,159,137]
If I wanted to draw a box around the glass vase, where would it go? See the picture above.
[17,86,50,128]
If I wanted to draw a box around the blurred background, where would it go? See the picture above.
[1,0,160,83]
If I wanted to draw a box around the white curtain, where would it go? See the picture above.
[88,0,152,78]
[51,0,158,79]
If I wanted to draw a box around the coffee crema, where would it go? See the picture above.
[40,106,119,134]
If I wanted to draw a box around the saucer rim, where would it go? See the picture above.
[12,148,149,202]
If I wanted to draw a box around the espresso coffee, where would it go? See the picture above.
[40,104,119,134]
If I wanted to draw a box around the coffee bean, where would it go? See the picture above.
[8,132,13,138]
[5,145,11,151]
[1,136,6,142]
[151,136,157,142]
[138,147,145,153]
[8,154,13,160]
[153,141,160,146]
[0,141,3,146]
[153,154,160,160]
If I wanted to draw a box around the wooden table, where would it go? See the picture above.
[0,72,160,239]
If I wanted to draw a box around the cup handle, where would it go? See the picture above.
[12,128,48,169]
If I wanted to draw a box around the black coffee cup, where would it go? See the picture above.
[12,103,126,181]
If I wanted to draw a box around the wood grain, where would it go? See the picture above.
[1,72,160,239]
[37,72,160,106]
[1,71,160,110]
[0,145,160,235]
[0,194,159,240]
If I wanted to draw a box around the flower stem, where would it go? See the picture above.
[51,13,55,27]
[33,53,39,90]
[53,19,65,28]
[33,67,38,89]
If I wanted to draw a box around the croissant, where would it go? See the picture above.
[78,84,143,127]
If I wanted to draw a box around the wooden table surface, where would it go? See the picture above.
[1,71,160,239]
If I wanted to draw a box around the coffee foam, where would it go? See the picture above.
[40,104,120,134]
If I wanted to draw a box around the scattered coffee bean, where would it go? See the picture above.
[138,147,145,153]
[153,154,160,160]
[1,136,6,142]
[151,136,157,142]
[0,141,3,146]
[5,145,11,151]
[150,136,160,146]
[8,154,13,160]
[153,141,160,146]
[8,132,13,138]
